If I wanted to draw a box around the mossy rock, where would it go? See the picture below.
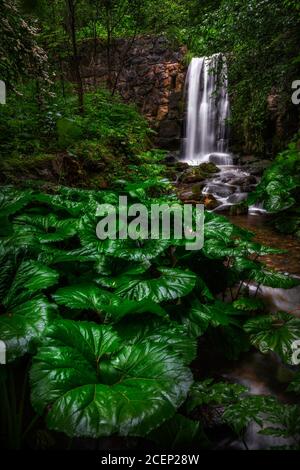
[201,194,220,210]
[198,162,220,175]
[175,162,190,171]
[180,168,206,183]
[191,182,204,198]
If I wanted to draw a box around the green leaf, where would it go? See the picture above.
[116,317,197,364]
[233,297,264,311]
[248,269,299,289]
[13,214,78,244]
[34,193,85,217]
[0,297,57,362]
[115,268,197,302]
[53,284,113,311]
[103,299,167,321]
[189,300,243,328]
[30,319,193,438]
[79,216,171,262]
[53,284,167,321]
[3,260,59,309]
[244,312,300,365]
[0,187,32,217]
[148,414,209,449]
[38,246,98,265]
[259,403,300,439]
[222,396,277,435]
[186,380,247,412]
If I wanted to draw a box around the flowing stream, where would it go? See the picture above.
[181,54,300,449]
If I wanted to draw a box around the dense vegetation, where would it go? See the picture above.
[1,0,300,452]
[1,183,300,449]
[249,139,300,237]
[2,0,300,161]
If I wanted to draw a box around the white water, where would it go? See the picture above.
[183,54,231,166]
[182,54,260,210]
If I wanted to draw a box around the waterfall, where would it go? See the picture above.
[183,54,231,165]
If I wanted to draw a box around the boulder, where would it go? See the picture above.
[191,182,204,198]
[201,194,220,210]
[198,162,220,175]
[175,161,189,171]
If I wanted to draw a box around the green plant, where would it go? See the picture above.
[248,141,300,236]
[0,183,298,449]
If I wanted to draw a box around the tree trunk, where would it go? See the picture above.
[67,0,84,114]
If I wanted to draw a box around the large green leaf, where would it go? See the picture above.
[53,284,113,311]
[30,319,193,438]
[13,214,78,244]
[248,268,299,289]
[189,300,244,329]
[53,284,167,321]
[244,312,300,365]
[34,193,85,217]
[202,238,281,260]
[38,246,98,265]
[0,187,33,217]
[0,297,57,362]
[3,260,59,309]
[115,268,197,302]
[204,212,252,242]
[258,403,300,439]
[79,216,171,262]
[115,317,197,364]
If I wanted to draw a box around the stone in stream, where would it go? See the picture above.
[202,194,220,210]
[197,162,220,174]
[179,162,220,184]
[191,182,205,198]
[204,184,233,198]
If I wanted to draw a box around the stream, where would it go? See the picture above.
[178,53,300,449]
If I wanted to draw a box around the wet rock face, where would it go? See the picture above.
[77,36,187,150]
[238,155,271,176]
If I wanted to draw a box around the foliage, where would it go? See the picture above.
[30,319,192,438]
[0,0,48,86]
[0,183,298,448]
[0,84,150,158]
[248,141,300,236]
[174,0,300,155]
[186,379,247,413]
[244,312,300,365]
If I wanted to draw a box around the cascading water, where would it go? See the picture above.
[183,54,231,165]
[181,54,259,211]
